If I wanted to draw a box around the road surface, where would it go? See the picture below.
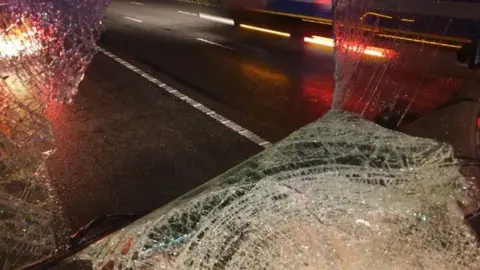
[45,0,338,232]
[46,51,265,232]
[100,0,474,132]
[100,0,337,141]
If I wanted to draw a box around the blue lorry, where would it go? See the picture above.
[227,0,334,40]
[228,0,476,48]
[263,0,332,19]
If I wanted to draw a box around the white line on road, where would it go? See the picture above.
[178,10,198,16]
[196,38,234,50]
[177,11,235,26]
[130,1,144,5]
[98,47,272,148]
[124,16,143,23]
[199,13,234,25]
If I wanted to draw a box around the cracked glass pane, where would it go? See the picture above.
[332,0,480,126]
[62,111,480,269]
[56,0,480,269]
[0,0,108,268]
[9,0,480,269]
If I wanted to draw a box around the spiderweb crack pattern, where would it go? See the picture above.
[66,111,480,270]
[52,0,480,268]
[0,0,109,268]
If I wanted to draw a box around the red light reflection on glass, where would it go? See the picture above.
[302,75,334,119]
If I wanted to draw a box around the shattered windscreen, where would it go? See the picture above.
[2,0,480,269]
[61,111,479,270]
[0,0,108,268]
[53,1,480,269]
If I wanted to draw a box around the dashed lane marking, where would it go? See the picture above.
[124,16,143,23]
[98,47,272,148]
[196,38,234,50]
[177,10,197,16]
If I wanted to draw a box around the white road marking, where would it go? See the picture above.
[98,47,272,148]
[177,11,235,26]
[130,1,144,5]
[124,16,143,23]
[199,13,234,25]
[196,38,234,50]
[178,10,198,16]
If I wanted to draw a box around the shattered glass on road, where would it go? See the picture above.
[0,0,108,268]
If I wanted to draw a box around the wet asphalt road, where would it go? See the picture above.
[100,0,337,141]
[97,0,473,137]
[47,51,266,231]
